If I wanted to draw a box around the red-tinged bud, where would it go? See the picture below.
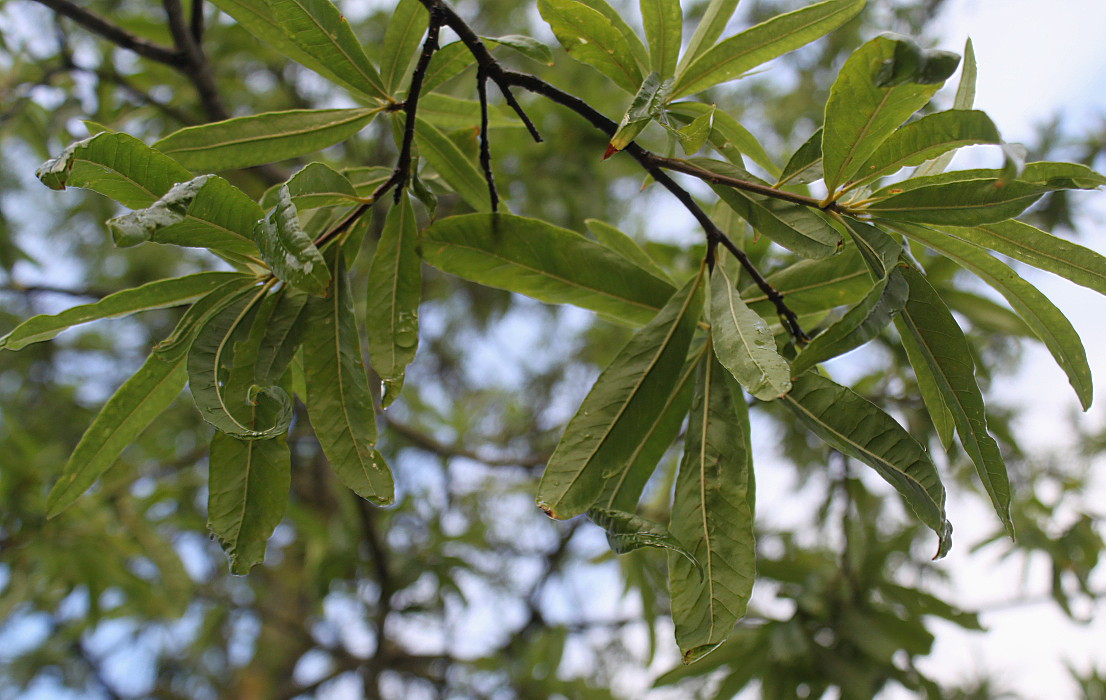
[602,143,618,160]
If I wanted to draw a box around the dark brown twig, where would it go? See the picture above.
[476,64,499,212]
[29,0,186,67]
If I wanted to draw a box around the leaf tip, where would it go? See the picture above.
[681,641,725,665]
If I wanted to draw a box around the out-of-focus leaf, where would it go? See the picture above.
[253,186,331,295]
[536,274,703,519]
[380,0,429,93]
[413,117,493,212]
[421,41,477,93]
[37,132,190,208]
[485,34,554,66]
[419,213,676,326]
[415,94,523,131]
[671,0,864,99]
[710,255,791,400]
[303,248,394,504]
[153,108,379,172]
[587,508,700,569]
[107,175,262,257]
[366,196,421,407]
[792,266,908,374]
[822,35,948,193]
[538,0,644,93]
[46,353,187,517]
[0,272,246,351]
[669,350,756,663]
[640,0,681,78]
[676,0,740,74]
[781,371,952,557]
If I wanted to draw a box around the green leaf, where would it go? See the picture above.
[671,0,864,100]
[413,117,493,212]
[674,107,714,155]
[847,110,1001,189]
[187,287,294,439]
[260,162,363,210]
[641,0,681,78]
[871,34,960,87]
[741,247,871,316]
[366,196,422,407]
[380,0,429,93]
[575,0,651,71]
[873,162,1106,198]
[791,266,908,374]
[896,223,1092,410]
[710,255,791,400]
[37,132,191,208]
[676,0,740,75]
[865,178,1049,225]
[0,272,246,351]
[208,431,291,574]
[701,159,841,258]
[538,0,644,93]
[667,103,778,175]
[669,350,756,663]
[776,128,823,187]
[608,72,671,154]
[416,93,523,131]
[585,218,673,283]
[422,41,477,93]
[895,265,1012,535]
[253,186,331,296]
[915,38,977,178]
[108,175,262,257]
[419,213,677,326]
[822,35,947,193]
[46,353,187,518]
[154,278,261,362]
[254,287,311,383]
[484,34,554,66]
[153,108,379,173]
[303,248,394,504]
[269,0,389,101]
[782,371,952,556]
[587,507,700,568]
[536,273,704,519]
[940,220,1106,297]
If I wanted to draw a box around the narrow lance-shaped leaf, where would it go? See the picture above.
[253,186,331,296]
[791,266,908,374]
[671,0,864,100]
[641,0,681,78]
[676,0,740,74]
[537,0,644,93]
[895,222,1092,410]
[154,108,379,173]
[380,0,429,94]
[667,103,778,175]
[669,349,756,663]
[261,162,363,210]
[777,128,823,187]
[585,218,673,283]
[822,35,953,194]
[915,38,977,178]
[741,247,871,316]
[413,118,494,213]
[46,353,187,518]
[304,247,395,504]
[781,371,952,557]
[574,0,650,72]
[37,132,191,208]
[419,213,676,326]
[366,196,422,407]
[710,255,791,400]
[871,162,1106,197]
[108,175,262,257]
[864,178,1049,225]
[0,272,246,351]
[536,272,704,519]
[484,34,555,66]
[588,507,702,576]
[154,278,261,362]
[895,265,1013,535]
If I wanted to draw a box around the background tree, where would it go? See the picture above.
[0,0,1103,698]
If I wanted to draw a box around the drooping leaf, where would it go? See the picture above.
[254,287,311,383]
[915,38,977,178]
[710,256,791,400]
[46,353,187,518]
[846,110,1001,188]
[671,0,864,100]
[413,117,494,212]
[108,175,262,257]
[208,431,291,575]
[895,265,1012,535]
[154,278,262,362]
[37,132,191,209]
[587,508,700,568]
[902,328,956,451]
[640,0,681,79]
[676,0,740,74]
[0,272,246,351]
[419,213,676,326]
[777,128,823,187]
[791,266,908,374]
[667,103,778,175]
[669,349,756,663]
[366,196,422,407]
[781,371,952,556]
[253,186,331,296]
[865,178,1049,225]
[585,218,673,283]
[380,0,429,93]
[153,108,379,173]
[303,248,394,504]
[485,34,555,66]
[896,222,1092,410]
[261,162,363,210]
[822,35,949,193]
[538,0,644,93]
[536,273,704,519]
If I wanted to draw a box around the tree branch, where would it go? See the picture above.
[28,0,186,67]
[162,0,228,121]
[383,415,549,468]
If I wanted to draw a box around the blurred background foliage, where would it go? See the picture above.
[0,0,1103,698]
